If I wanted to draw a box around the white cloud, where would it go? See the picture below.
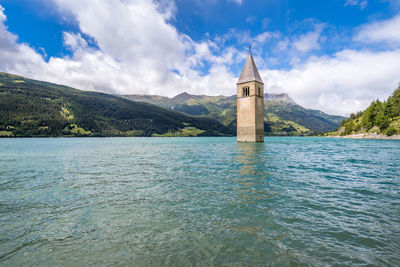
[227,0,242,4]
[0,5,47,78]
[276,39,289,51]
[355,14,400,44]
[0,1,237,97]
[1,2,400,117]
[344,0,368,10]
[0,5,5,21]
[292,24,324,53]
[345,0,358,6]
[246,16,256,24]
[63,32,88,51]
[254,31,279,44]
[54,0,186,72]
[261,49,400,116]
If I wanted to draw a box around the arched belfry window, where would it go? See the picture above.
[258,87,261,96]
[242,86,249,97]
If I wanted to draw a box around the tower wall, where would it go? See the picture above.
[237,81,264,142]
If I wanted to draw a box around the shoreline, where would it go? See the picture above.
[0,136,340,139]
[328,133,400,140]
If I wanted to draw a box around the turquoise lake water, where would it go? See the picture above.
[0,137,399,266]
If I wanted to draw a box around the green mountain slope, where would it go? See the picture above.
[0,73,234,137]
[123,92,344,135]
[326,85,400,137]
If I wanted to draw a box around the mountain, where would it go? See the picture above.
[123,92,345,135]
[0,73,234,137]
[327,85,400,137]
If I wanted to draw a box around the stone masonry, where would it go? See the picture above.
[237,51,264,142]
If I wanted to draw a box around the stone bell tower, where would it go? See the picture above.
[237,49,264,142]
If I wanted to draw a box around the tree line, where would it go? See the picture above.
[339,85,400,136]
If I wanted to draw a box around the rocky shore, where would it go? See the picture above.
[332,133,400,140]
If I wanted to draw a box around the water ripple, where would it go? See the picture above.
[0,137,399,266]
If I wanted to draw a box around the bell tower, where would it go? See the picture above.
[237,49,264,142]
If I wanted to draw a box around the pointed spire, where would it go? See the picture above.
[237,50,263,84]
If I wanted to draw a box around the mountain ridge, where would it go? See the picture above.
[123,92,345,135]
[0,72,345,137]
[0,72,234,137]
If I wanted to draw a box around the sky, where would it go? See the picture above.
[1,0,400,116]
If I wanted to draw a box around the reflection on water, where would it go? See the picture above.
[236,142,266,175]
[235,142,270,204]
[223,143,274,236]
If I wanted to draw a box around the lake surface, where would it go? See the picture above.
[0,137,399,266]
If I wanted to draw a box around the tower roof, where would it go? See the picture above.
[237,50,263,84]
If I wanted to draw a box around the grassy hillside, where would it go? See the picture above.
[0,73,234,137]
[123,92,344,136]
[324,85,400,137]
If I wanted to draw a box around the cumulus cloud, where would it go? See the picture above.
[262,49,400,115]
[0,5,47,78]
[53,0,186,78]
[1,1,400,116]
[63,32,88,51]
[292,24,324,53]
[355,14,400,44]
[0,1,237,96]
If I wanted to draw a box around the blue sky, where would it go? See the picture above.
[1,0,400,115]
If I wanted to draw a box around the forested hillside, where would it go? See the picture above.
[124,92,344,135]
[330,85,400,136]
[0,73,234,137]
